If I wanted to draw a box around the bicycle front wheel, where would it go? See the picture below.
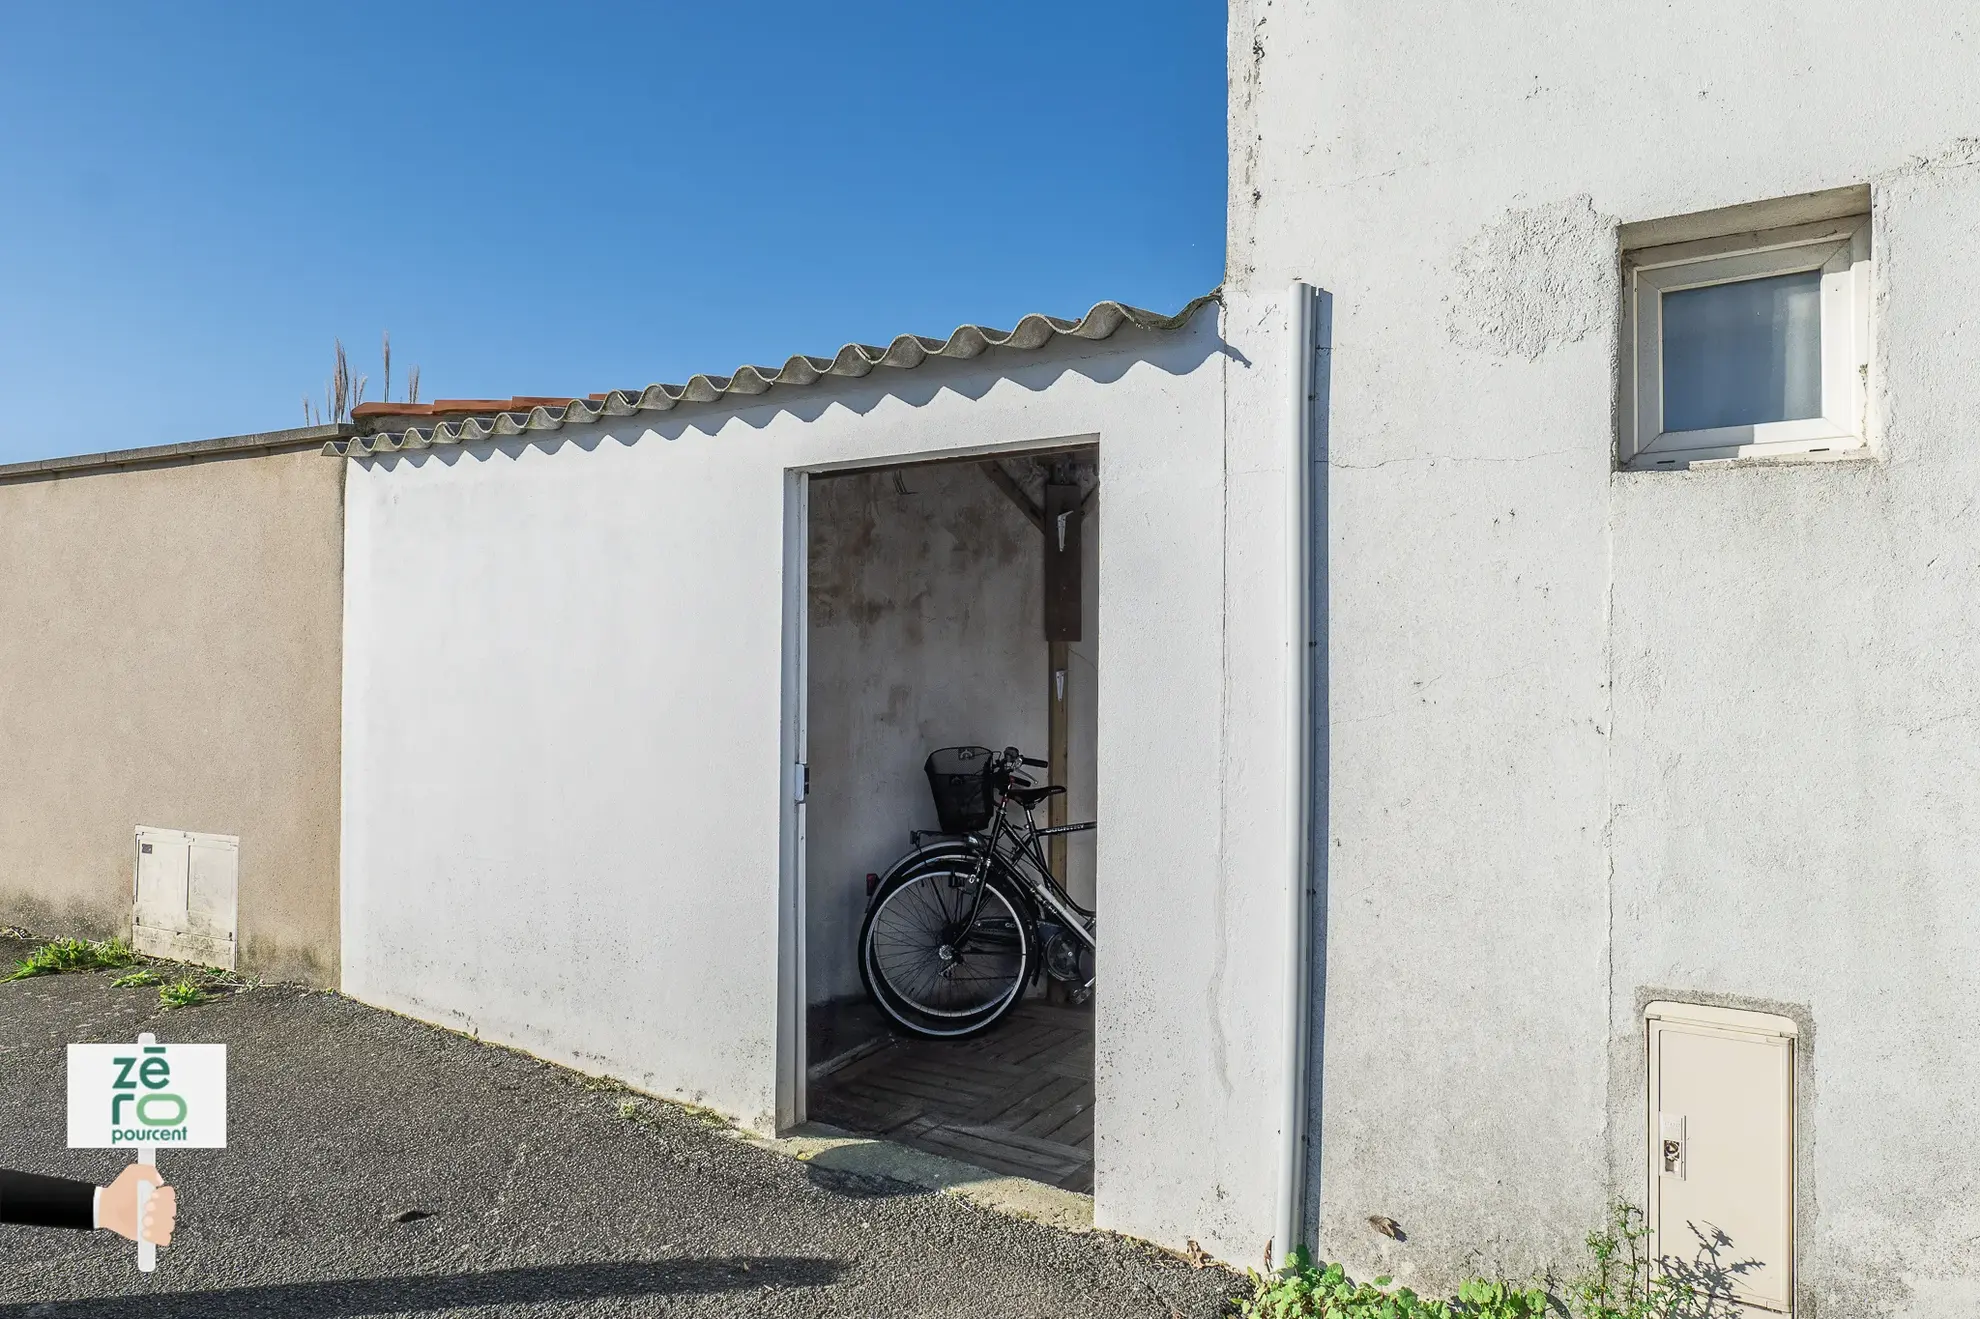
[860,866,1032,1038]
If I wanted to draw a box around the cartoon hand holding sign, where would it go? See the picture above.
[67,1031,225,1271]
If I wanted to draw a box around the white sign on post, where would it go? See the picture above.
[68,1033,225,1272]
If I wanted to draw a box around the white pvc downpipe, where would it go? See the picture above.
[1273,282,1320,1268]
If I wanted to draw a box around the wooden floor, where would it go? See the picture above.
[808,999,1094,1193]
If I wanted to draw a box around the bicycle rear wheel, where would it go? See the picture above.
[860,866,1032,1039]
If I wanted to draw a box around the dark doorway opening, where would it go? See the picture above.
[802,449,1098,1192]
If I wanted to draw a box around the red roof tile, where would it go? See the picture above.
[351,397,580,419]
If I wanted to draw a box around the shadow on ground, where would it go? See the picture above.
[0,1258,842,1318]
[0,940,1243,1319]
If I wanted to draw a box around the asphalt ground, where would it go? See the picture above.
[0,938,1244,1318]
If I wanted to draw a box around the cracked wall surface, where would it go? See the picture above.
[1230,0,1980,1309]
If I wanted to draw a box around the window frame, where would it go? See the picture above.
[1621,216,1871,469]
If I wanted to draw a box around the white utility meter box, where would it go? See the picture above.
[1645,1001,1796,1314]
[132,826,239,971]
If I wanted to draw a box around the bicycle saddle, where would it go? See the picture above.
[1009,784,1065,809]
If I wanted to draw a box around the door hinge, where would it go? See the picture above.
[793,763,809,803]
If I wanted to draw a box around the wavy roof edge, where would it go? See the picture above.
[328,292,1220,457]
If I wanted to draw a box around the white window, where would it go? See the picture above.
[1622,213,1870,468]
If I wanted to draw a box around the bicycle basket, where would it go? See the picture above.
[925,746,997,834]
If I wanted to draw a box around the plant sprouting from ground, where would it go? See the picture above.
[1570,1203,1748,1319]
[1235,1204,1753,1319]
[1234,1248,1546,1319]
[4,937,138,981]
[198,967,259,993]
[110,969,165,988]
[158,979,207,1010]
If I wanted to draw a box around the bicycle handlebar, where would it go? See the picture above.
[1002,747,1050,770]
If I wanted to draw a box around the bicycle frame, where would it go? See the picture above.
[949,777,1096,952]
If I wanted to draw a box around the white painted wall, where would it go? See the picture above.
[1233,0,1980,1307]
[341,315,1300,1258]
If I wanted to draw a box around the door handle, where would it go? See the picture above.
[1659,1113,1687,1180]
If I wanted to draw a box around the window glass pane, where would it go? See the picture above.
[1661,269,1822,433]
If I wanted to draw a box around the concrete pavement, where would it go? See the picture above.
[0,939,1242,1318]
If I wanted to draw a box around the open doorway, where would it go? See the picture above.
[799,447,1099,1192]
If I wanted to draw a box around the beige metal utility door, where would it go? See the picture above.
[133,826,238,970]
[1646,1002,1795,1314]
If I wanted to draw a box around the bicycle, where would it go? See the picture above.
[858,745,1096,1039]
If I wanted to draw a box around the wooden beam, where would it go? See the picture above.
[1043,483,1082,644]
[980,461,1045,533]
[1048,639,1070,880]
[1042,481,1083,877]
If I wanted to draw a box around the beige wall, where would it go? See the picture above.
[0,443,344,984]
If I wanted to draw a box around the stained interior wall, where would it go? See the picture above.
[805,458,1097,1007]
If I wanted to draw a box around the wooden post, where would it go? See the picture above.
[982,461,1087,885]
[1043,481,1082,881]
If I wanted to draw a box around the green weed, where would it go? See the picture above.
[1236,1204,1737,1319]
[675,1100,729,1126]
[158,979,208,1010]
[4,937,138,981]
[1569,1203,1745,1319]
[110,969,165,988]
[1234,1249,1545,1319]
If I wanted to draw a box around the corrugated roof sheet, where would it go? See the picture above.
[329,293,1218,457]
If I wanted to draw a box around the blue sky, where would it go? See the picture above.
[0,3,1226,463]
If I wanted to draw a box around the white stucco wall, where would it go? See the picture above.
[1233,0,1980,1309]
[340,313,1300,1257]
